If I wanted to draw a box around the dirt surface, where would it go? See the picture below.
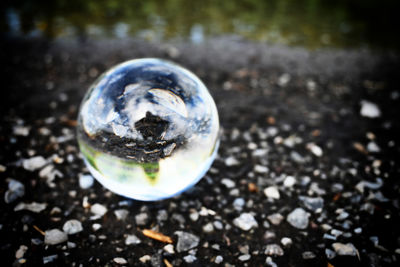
[1,37,400,266]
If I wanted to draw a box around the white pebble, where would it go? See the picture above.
[79,174,94,189]
[14,202,47,213]
[62,219,83,235]
[92,223,101,231]
[114,209,129,220]
[233,213,258,231]
[283,176,296,187]
[113,257,128,265]
[287,208,309,229]
[22,156,47,171]
[221,178,235,188]
[90,203,108,216]
[125,234,141,245]
[225,156,239,166]
[215,255,223,264]
[360,100,381,118]
[307,143,323,157]
[254,165,268,173]
[44,229,68,245]
[264,186,280,199]
[163,244,175,254]
[281,237,293,247]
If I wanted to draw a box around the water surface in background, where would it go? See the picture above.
[2,0,399,50]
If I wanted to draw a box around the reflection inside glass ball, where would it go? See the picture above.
[77,58,219,201]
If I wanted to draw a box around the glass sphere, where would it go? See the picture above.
[77,58,219,201]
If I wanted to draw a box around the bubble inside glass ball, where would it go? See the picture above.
[77,58,219,201]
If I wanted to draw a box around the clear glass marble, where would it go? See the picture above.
[77,58,219,201]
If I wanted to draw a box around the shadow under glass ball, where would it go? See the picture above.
[77,58,219,201]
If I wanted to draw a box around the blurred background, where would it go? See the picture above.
[2,0,399,50]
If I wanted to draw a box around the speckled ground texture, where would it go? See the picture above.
[1,37,400,267]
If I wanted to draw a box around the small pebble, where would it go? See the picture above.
[22,156,47,171]
[44,229,68,245]
[307,143,323,157]
[203,222,214,233]
[287,208,309,229]
[360,100,381,118]
[90,203,108,216]
[135,213,149,226]
[62,219,83,235]
[15,245,28,259]
[139,255,151,263]
[175,231,200,252]
[114,209,129,220]
[213,221,223,230]
[221,178,235,188]
[266,256,277,267]
[264,186,280,199]
[332,242,358,256]
[113,257,128,265]
[67,242,76,248]
[281,237,293,247]
[367,142,380,153]
[283,176,296,187]
[299,196,324,213]
[233,198,245,210]
[0,164,7,172]
[302,251,316,259]
[215,255,223,264]
[267,213,284,225]
[325,248,336,259]
[79,174,94,189]
[163,244,175,254]
[92,223,101,231]
[125,234,141,245]
[225,156,239,166]
[43,255,58,264]
[183,255,197,263]
[14,202,47,213]
[254,165,268,173]
[238,254,251,261]
[233,213,258,231]
[4,179,25,203]
[265,244,284,256]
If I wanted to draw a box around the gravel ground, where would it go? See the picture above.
[1,37,400,266]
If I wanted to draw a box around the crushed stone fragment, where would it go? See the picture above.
[113,257,128,265]
[62,220,83,235]
[114,209,129,220]
[184,255,197,263]
[125,234,141,245]
[44,229,68,245]
[23,156,47,171]
[14,202,47,213]
[332,242,358,256]
[264,186,280,199]
[90,203,108,216]
[79,174,94,189]
[360,100,381,118]
[265,244,284,256]
[15,245,28,259]
[175,231,199,252]
[233,213,258,231]
[287,208,309,229]
[135,213,149,225]
[4,179,25,203]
